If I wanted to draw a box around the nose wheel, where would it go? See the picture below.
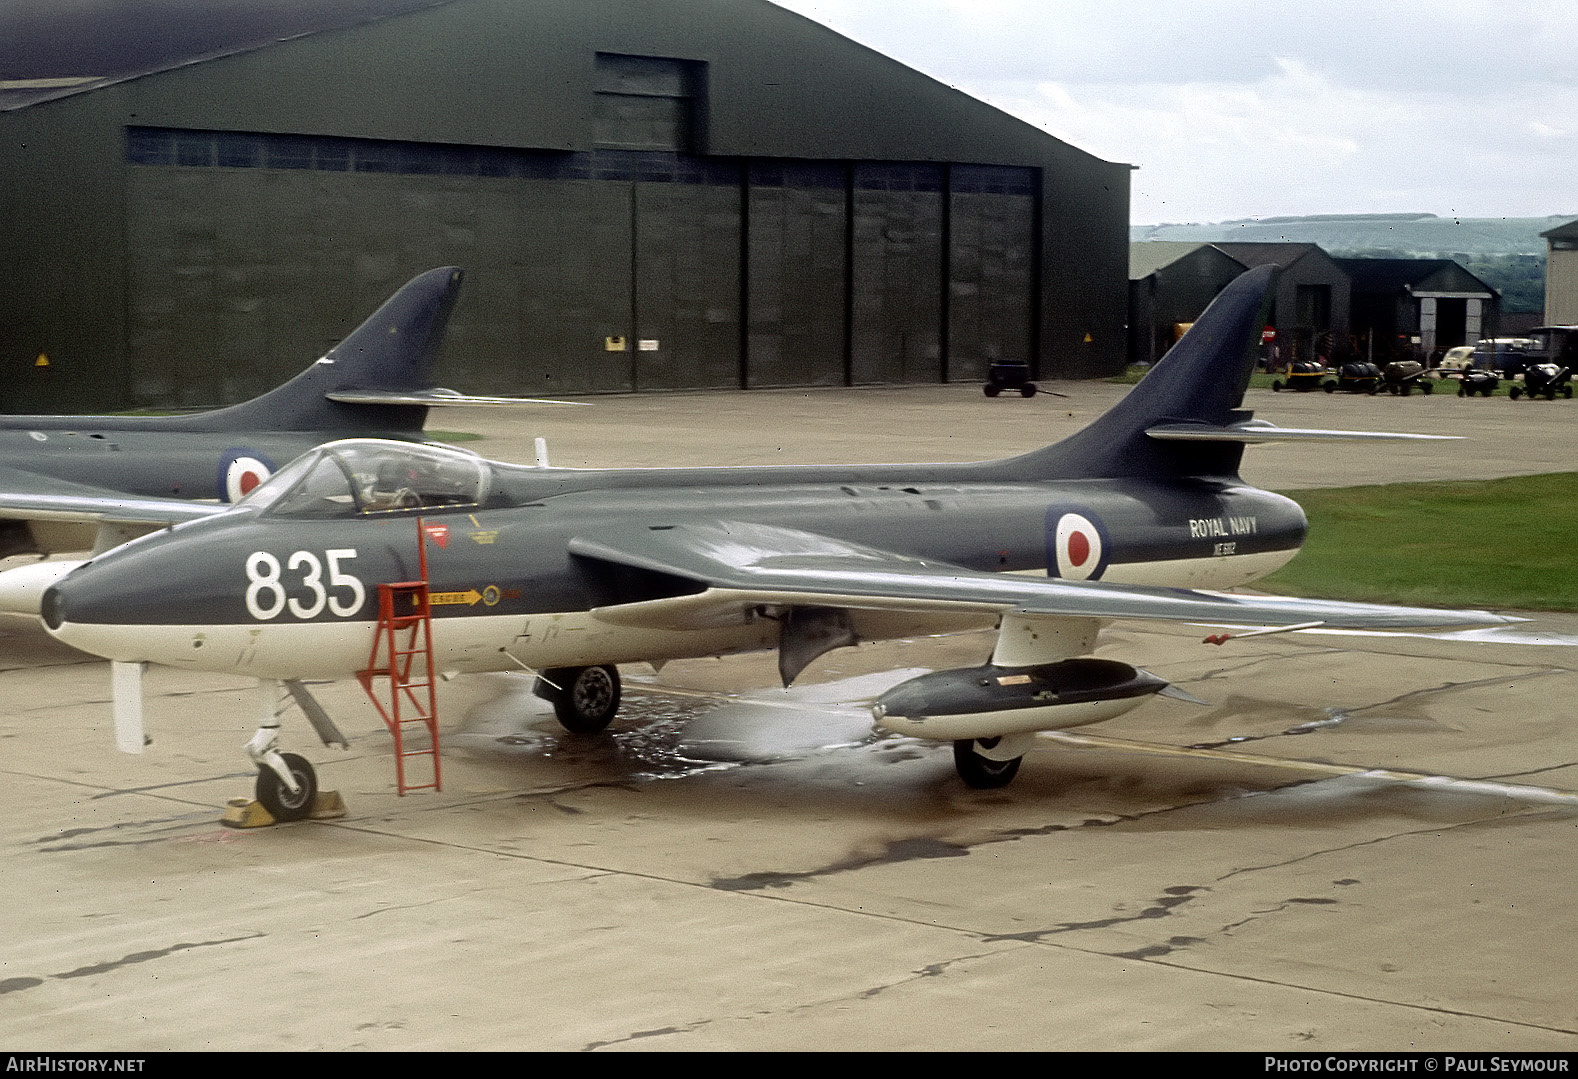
[255,752,319,822]
[229,700,342,827]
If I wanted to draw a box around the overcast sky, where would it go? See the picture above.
[770,0,1578,225]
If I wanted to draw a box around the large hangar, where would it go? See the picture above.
[0,0,1131,413]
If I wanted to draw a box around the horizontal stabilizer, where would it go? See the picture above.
[1146,420,1460,444]
[325,388,588,408]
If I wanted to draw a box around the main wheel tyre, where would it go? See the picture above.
[1272,380,1283,392]
[983,384,1001,397]
[538,665,622,734]
[1421,380,1434,394]
[1510,385,1523,399]
[1019,384,1037,398]
[256,752,318,823]
[952,738,1023,789]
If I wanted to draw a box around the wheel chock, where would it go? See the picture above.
[220,791,347,828]
[309,790,348,819]
[221,798,276,829]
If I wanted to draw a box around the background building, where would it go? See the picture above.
[1213,243,1350,365]
[1127,241,1503,367]
[1127,242,1247,367]
[0,0,1131,413]
[1336,258,1499,363]
[1543,218,1578,325]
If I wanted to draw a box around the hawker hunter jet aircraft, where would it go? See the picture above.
[0,266,561,570]
[38,266,1518,813]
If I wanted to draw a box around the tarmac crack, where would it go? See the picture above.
[1213,804,1551,886]
[35,809,225,851]
[1191,668,1568,749]
[579,948,1001,1050]
[305,807,1578,1042]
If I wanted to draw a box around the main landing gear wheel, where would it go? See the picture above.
[255,752,318,823]
[952,738,1023,789]
[536,664,622,734]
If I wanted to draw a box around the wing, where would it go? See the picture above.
[568,519,1518,632]
[0,463,226,554]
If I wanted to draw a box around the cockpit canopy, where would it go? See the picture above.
[241,439,490,519]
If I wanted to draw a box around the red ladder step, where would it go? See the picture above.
[356,518,443,795]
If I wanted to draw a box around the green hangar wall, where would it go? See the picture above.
[0,0,1131,412]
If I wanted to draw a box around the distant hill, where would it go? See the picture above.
[1131,213,1574,314]
[1130,213,1572,256]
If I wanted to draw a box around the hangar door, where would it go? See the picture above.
[123,128,1038,405]
[508,152,744,393]
[123,132,742,400]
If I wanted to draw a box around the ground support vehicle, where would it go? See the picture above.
[984,361,1038,398]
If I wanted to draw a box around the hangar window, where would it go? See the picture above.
[594,53,706,153]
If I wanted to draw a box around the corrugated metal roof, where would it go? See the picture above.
[1128,241,1209,280]
[1333,257,1494,297]
[1212,241,1324,270]
[0,0,460,110]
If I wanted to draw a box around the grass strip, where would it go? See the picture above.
[1258,473,1578,611]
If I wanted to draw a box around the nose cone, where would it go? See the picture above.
[40,558,139,659]
[36,522,237,661]
[40,577,68,630]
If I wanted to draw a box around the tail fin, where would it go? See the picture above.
[1011,264,1275,481]
[187,267,464,434]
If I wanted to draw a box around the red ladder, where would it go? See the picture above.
[356,520,442,794]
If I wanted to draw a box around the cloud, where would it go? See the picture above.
[770,0,1578,221]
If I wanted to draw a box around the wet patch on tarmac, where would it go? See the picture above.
[984,885,1208,944]
[453,669,923,784]
[35,810,236,851]
[712,835,968,891]
[0,934,265,998]
[1110,936,1209,960]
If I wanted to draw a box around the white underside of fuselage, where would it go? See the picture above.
[51,547,1298,682]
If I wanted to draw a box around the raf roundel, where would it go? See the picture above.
[1051,511,1107,581]
[221,454,273,503]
